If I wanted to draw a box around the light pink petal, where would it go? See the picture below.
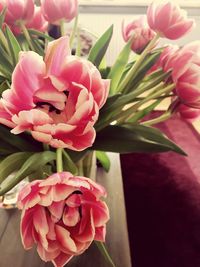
[55,225,77,253]
[37,242,60,262]
[33,206,49,250]
[45,36,71,77]
[63,206,80,227]
[48,200,65,221]
[20,208,35,249]
[52,252,73,267]
[12,51,45,106]
[11,109,53,134]
[94,226,106,242]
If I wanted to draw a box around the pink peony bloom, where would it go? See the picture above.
[18,172,109,267]
[170,41,200,108]
[147,1,194,40]
[122,15,156,54]
[177,104,200,122]
[0,37,110,150]
[41,0,78,25]
[26,6,48,32]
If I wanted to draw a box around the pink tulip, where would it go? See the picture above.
[149,44,179,73]
[2,0,34,25]
[26,6,48,32]
[41,0,78,25]
[170,41,200,108]
[177,104,200,121]
[122,15,156,54]
[147,1,194,40]
[0,37,110,150]
[17,172,109,267]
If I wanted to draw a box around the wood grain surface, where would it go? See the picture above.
[0,153,131,267]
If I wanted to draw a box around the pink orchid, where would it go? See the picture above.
[41,0,78,25]
[147,1,194,40]
[18,172,109,267]
[0,37,110,150]
[122,15,156,54]
[26,6,48,33]
[170,41,200,108]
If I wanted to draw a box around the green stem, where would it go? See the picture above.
[118,33,160,93]
[43,144,49,151]
[75,28,81,56]
[60,19,65,36]
[142,111,172,126]
[19,21,35,51]
[69,14,79,48]
[76,159,84,176]
[56,148,63,172]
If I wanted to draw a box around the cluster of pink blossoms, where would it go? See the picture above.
[123,1,200,121]
[0,36,110,150]
[0,0,78,34]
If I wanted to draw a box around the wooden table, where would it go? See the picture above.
[0,153,132,267]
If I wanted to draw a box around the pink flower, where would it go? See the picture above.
[170,41,200,108]
[26,6,48,32]
[41,0,78,25]
[18,172,109,267]
[122,15,156,54]
[0,37,110,150]
[177,104,200,122]
[149,44,179,73]
[1,0,34,25]
[147,1,194,39]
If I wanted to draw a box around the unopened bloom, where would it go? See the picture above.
[122,15,156,54]
[18,172,109,267]
[41,0,78,25]
[0,37,110,150]
[147,1,194,40]
[26,6,48,32]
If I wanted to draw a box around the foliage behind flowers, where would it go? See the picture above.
[0,0,199,266]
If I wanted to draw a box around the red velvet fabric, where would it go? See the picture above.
[121,113,200,267]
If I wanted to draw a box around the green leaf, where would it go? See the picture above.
[0,44,13,75]
[88,25,113,67]
[5,25,21,66]
[128,99,162,123]
[0,152,33,183]
[0,151,56,195]
[108,38,132,95]
[62,149,78,175]
[0,80,9,95]
[96,151,110,172]
[93,124,186,155]
[0,7,6,29]
[95,241,116,267]
[124,50,163,93]
[0,125,41,152]
[28,29,54,41]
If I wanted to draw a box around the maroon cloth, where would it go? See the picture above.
[121,113,200,267]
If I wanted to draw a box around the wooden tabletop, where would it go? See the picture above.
[0,153,132,267]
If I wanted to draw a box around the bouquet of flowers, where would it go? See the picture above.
[0,0,199,266]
